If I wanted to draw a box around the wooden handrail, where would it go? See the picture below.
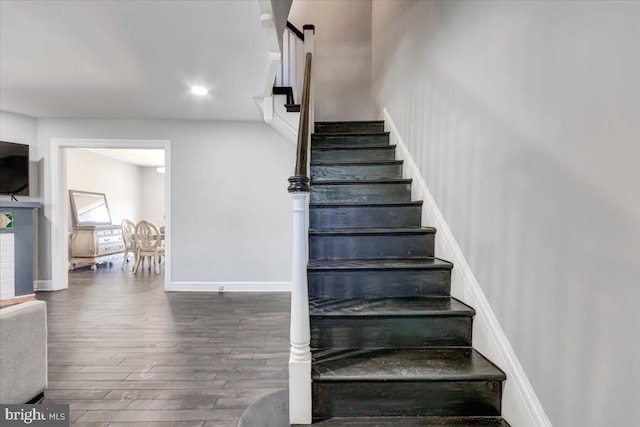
[288,51,313,193]
[286,21,304,41]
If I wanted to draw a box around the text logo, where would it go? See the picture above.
[1,405,69,426]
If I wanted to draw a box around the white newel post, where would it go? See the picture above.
[289,190,311,424]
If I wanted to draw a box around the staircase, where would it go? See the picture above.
[306,120,509,426]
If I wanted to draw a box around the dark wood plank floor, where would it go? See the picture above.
[37,265,290,426]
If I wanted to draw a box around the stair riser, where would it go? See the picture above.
[309,233,434,260]
[311,163,403,180]
[310,205,422,229]
[311,183,411,204]
[312,147,396,162]
[311,316,472,349]
[315,122,385,134]
[312,134,389,146]
[308,269,451,299]
[313,380,503,418]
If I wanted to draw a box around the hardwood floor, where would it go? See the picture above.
[37,265,290,426]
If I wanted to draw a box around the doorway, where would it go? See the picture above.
[50,139,171,291]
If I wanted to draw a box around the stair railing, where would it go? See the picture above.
[287,24,315,426]
[276,22,305,104]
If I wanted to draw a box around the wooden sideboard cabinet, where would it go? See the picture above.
[69,225,125,270]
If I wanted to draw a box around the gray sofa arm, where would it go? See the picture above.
[0,300,47,404]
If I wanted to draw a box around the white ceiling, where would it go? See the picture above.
[79,148,165,167]
[0,0,270,120]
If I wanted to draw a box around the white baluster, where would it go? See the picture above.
[283,31,290,87]
[289,33,295,97]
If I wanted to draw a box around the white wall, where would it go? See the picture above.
[0,111,39,201]
[372,1,640,426]
[0,111,37,147]
[66,148,143,230]
[37,119,295,285]
[141,166,165,227]
[289,0,373,120]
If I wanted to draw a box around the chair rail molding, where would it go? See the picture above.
[382,107,551,427]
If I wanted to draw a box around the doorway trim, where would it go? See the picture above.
[49,138,171,291]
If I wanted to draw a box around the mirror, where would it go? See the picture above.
[69,190,112,226]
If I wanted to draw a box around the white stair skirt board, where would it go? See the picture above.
[254,95,299,144]
[168,282,291,292]
[383,108,551,427]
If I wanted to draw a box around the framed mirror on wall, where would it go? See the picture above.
[69,190,112,226]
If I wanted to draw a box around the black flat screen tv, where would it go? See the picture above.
[0,141,29,196]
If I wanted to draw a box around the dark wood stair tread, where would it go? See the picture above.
[311,160,403,166]
[313,131,390,136]
[310,296,475,317]
[316,120,385,126]
[310,201,423,208]
[272,85,294,104]
[308,258,453,270]
[312,178,412,184]
[309,226,436,236]
[312,348,506,382]
[311,416,510,426]
[313,143,394,149]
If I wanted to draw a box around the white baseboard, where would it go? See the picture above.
[168,281,291,292]
[383,108,551,427]
[34,280,54,291]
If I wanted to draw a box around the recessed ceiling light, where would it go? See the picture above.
[190,85,208,96]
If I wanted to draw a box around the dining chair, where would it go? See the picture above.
[121,218,136,270]
[133,220,165,274]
